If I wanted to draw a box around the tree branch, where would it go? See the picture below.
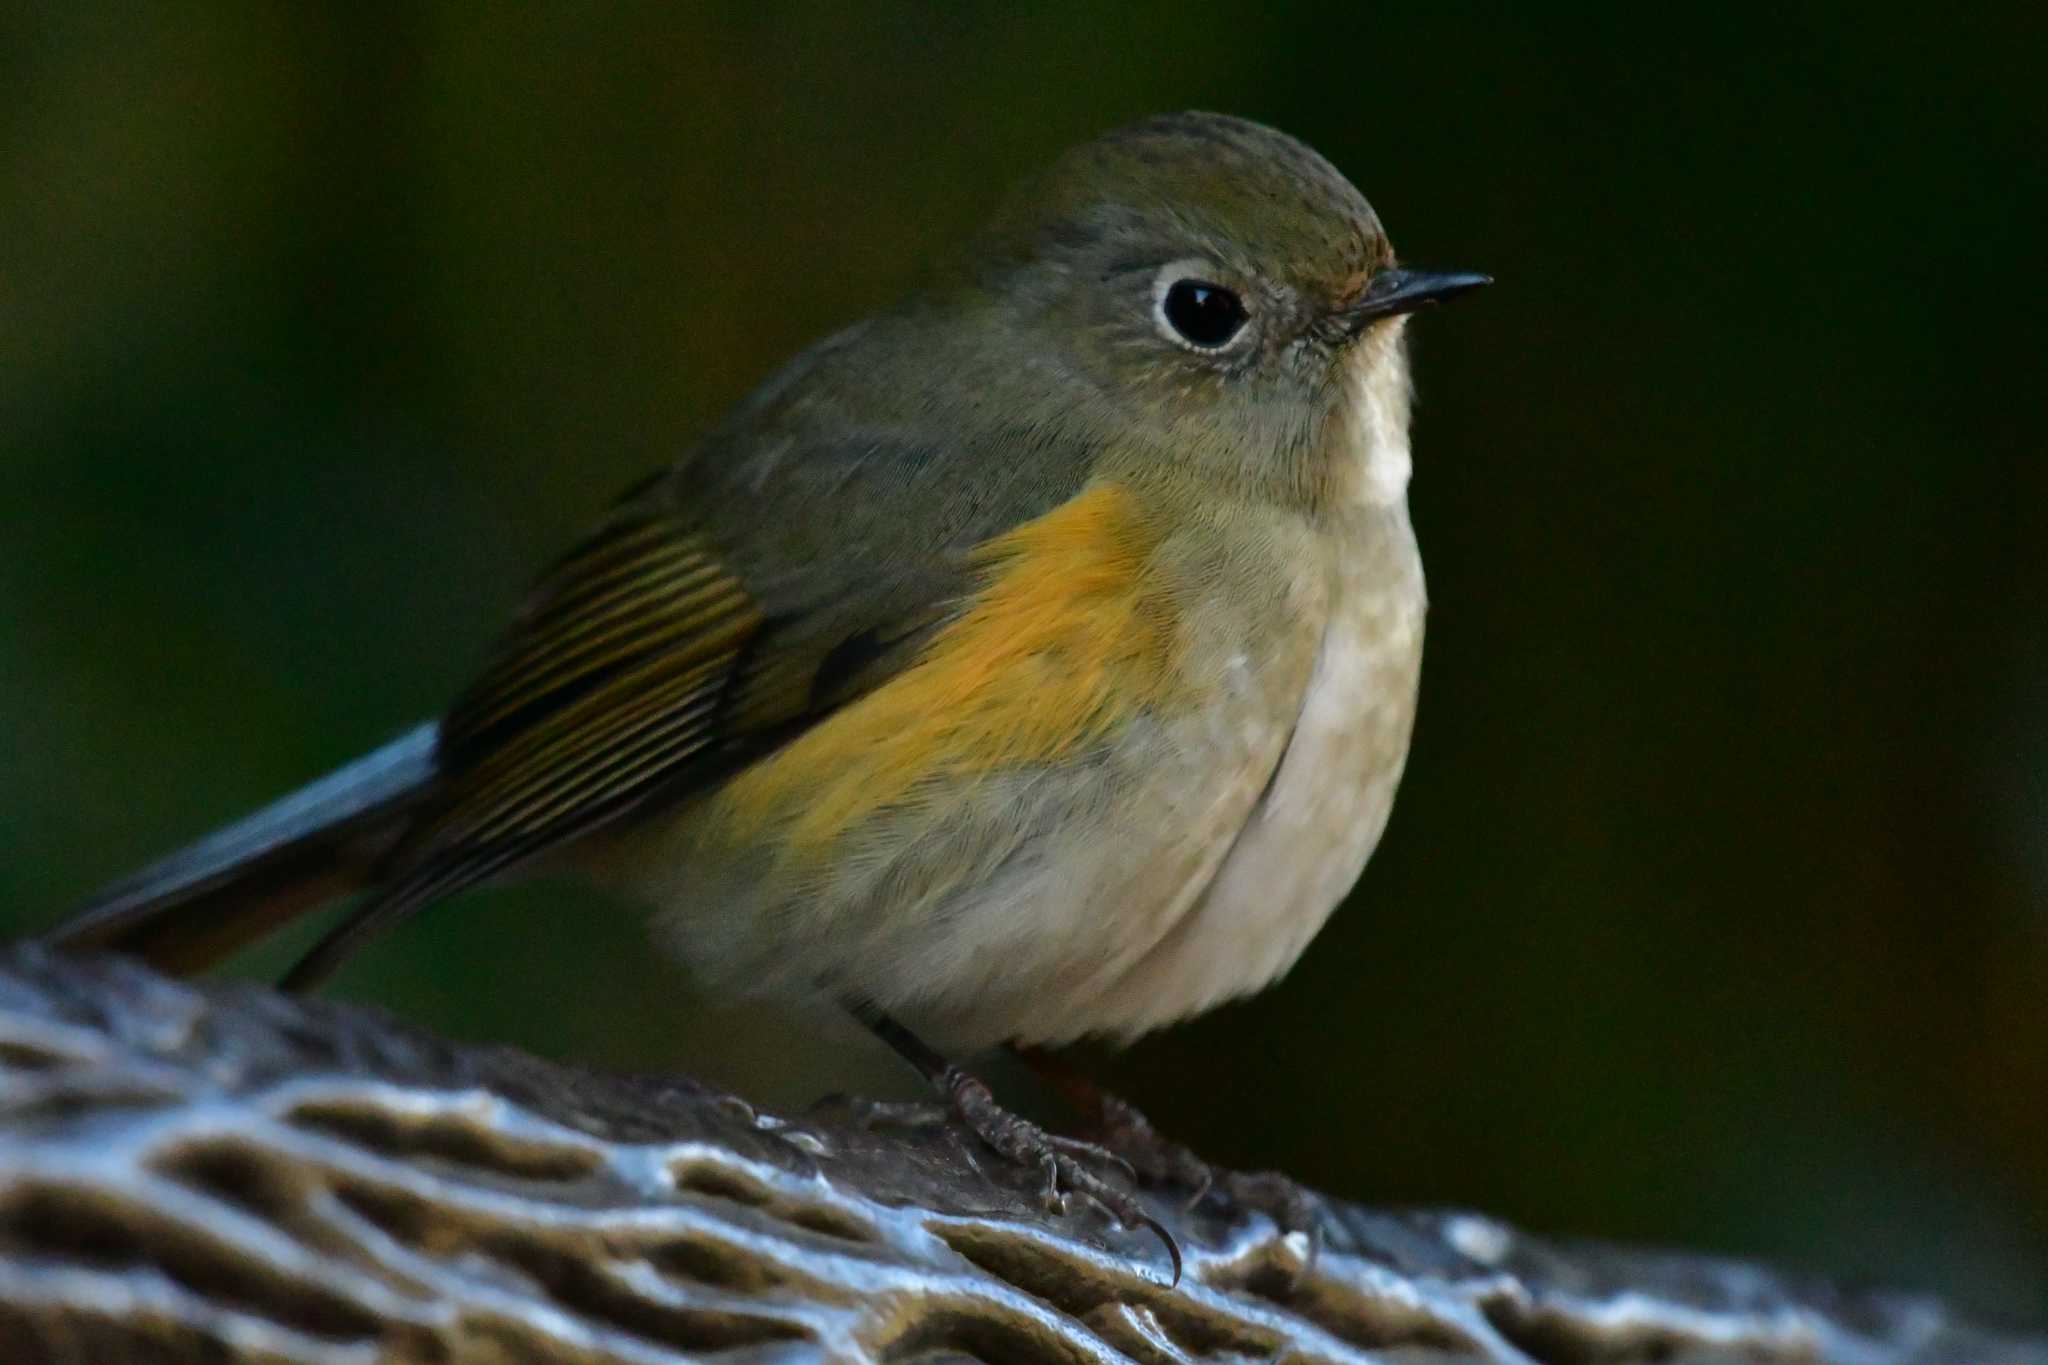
[0,946,2037,1364]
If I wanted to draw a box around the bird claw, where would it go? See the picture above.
[943,1068,1182,1285]
[1046,1132,1139,1186]
[1039,1077,1323,1287]
[1206,1168,1325,1283]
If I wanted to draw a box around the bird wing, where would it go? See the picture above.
[282,431,1084,987]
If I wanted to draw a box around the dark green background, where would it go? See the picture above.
[5,3,2043,1325]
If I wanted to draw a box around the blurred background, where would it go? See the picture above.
[4,2,2042,1326]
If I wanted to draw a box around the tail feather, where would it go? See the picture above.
[48,723,440,974]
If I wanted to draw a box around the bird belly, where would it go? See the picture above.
[1075,509,1426,1038]
[611,669,1303,1052]
[594,510,1420,1053]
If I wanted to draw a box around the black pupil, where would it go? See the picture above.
[1163,279,1246,348]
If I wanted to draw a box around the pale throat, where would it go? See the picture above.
[1336,319,1415,508]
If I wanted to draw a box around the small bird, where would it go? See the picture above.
[49,112,1485,1249]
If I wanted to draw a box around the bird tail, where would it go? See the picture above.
[46,723,439,975]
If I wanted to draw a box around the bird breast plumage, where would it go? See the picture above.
[610,337,1427,1051]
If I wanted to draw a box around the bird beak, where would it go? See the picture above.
[1342,267,1491,331]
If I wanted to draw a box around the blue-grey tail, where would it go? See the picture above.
[48,722,440,973]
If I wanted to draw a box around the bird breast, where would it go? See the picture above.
[1083,503,1426,1038]
[1059,322,1429,1034]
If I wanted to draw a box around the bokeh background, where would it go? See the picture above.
[4,2,2043,1326]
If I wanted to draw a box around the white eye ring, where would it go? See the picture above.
[1151,259,1253,353]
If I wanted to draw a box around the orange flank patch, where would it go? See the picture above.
[717,482,1183,852]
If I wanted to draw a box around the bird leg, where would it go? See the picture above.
[850,1007,1180,1283]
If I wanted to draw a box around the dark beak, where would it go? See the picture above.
[1343,267,1491,331]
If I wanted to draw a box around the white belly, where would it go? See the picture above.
[1072,510,1426,1039]
[1199,515,1425,971]
[620,517,1423,1050]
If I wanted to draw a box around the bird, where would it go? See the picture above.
[46,111,1487,1258]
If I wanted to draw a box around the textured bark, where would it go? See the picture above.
[0,946,2037,1364]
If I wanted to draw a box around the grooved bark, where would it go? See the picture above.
[0,946,2037,1364]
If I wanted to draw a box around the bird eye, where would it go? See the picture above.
[1158,278,1248,350]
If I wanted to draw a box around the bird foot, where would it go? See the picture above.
[818,1080,1178,1281]
[1014,1051,1324,1279]
[845,1011,1181,1281]
[827,1093,1133,1176]
[939,1066,1181,1284]
[1093,1090,1322,1275]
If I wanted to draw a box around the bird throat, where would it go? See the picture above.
[1332,320,1415,509]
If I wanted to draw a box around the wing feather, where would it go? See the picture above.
[422,518,763,855]
[442,518,752,754]
[282,423,1083,989]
